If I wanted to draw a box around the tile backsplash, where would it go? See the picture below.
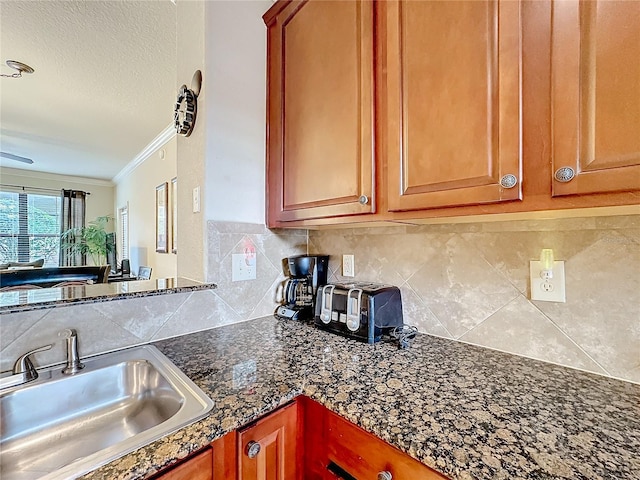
[308,215,640,384]
[0,221,306,373]
[2,216,638,385]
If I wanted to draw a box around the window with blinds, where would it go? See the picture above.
[118,205,129,261]
[0,191,62,266]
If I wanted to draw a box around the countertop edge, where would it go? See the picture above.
[0,280,216,314]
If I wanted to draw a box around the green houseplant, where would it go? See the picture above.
[60,215,114,266]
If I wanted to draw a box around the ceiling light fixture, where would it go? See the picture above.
[1,60,35,78]
[0,152,34,164]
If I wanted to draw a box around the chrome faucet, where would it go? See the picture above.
[12,344,53,383]
[59,328,84,375]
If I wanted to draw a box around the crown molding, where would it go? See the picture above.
[112,123,176,184]
[0,166,115,187]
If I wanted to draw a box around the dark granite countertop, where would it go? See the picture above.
[81,316,640,480]
[0,277,216,313]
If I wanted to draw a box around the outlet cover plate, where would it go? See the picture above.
[342,254,355,277]
[232,253,256,281]
[530,260,566,302]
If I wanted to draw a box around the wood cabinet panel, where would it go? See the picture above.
[326,410,448,480]
[238,401,300,480]
[212,432,237,480]
[551,0,640,196]
[264,0,639,229]
[301,397,448,480]
[385,0,522,211]
[265,0,375,225]
[152,448,212,480]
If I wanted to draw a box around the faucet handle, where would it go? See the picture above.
[13,344,53,376]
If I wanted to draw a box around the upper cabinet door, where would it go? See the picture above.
[551,0,640,196]
[264,0,375,225]
[384,0,522,212]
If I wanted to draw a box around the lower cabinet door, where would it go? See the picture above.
[302,396,448,480]
[238,401,300,480]
[153,447,213,480]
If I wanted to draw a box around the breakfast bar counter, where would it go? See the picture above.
[80,316,640,480]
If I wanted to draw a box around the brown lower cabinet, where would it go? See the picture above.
[152,397,448,480]
[302,397,447,480]
[237,400,301,480]
[150,447,213,480]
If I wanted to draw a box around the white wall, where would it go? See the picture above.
[204,0,270,225]
[175,0,270,281]
[176,0,206,282]
[114,137,177,279]
[0,167,114,222]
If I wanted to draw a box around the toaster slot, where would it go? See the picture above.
[346,288,363,332]
[319,285,335,324]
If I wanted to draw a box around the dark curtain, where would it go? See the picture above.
[59,190,87,266]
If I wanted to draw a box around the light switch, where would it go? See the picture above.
[192,186,200,213]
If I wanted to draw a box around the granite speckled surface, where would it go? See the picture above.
[80,316,640,480]
[0,277,215,313]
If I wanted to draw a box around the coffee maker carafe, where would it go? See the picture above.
[275,255,329,321]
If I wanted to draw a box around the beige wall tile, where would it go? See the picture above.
[480,217,597,232]
[0,309,49,351]
[1,304,139,372]
[407,235,520,338]
[533,233,640,382]
[595,215,640,230]
[211,247,279,318]
[463,230,609,293]
[4,216,637,385]
[309,214,640,384]
[460,296,606,374]
[151,290,242,340]
[94,292,191,341]
[399,285,452,338]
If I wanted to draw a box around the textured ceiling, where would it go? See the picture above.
[0,0,176,180]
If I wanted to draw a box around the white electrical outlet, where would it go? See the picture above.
[232,253,256,281]
[530,260,566,302]
[342,254,355,277]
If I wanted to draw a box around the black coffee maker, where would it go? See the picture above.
[275,255,329,321]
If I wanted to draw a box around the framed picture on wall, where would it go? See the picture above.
[170,177,177,254]
[156,182,168,253]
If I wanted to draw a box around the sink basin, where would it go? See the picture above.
[0,345,214,480]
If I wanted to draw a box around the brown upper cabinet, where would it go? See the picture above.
[264,0,376,224]
[385,0,522,212]
[551,0,640,196]
[264,0,639,228]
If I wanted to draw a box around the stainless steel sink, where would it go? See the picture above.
[0,345,214,480]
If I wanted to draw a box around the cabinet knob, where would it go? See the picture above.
[554,167,575,183]
[358,195,369,205]
[500,174,518,189]
[245,441,261,458]
[377,471,393,480]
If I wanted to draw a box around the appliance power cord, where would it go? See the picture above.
[388,325,418,349]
